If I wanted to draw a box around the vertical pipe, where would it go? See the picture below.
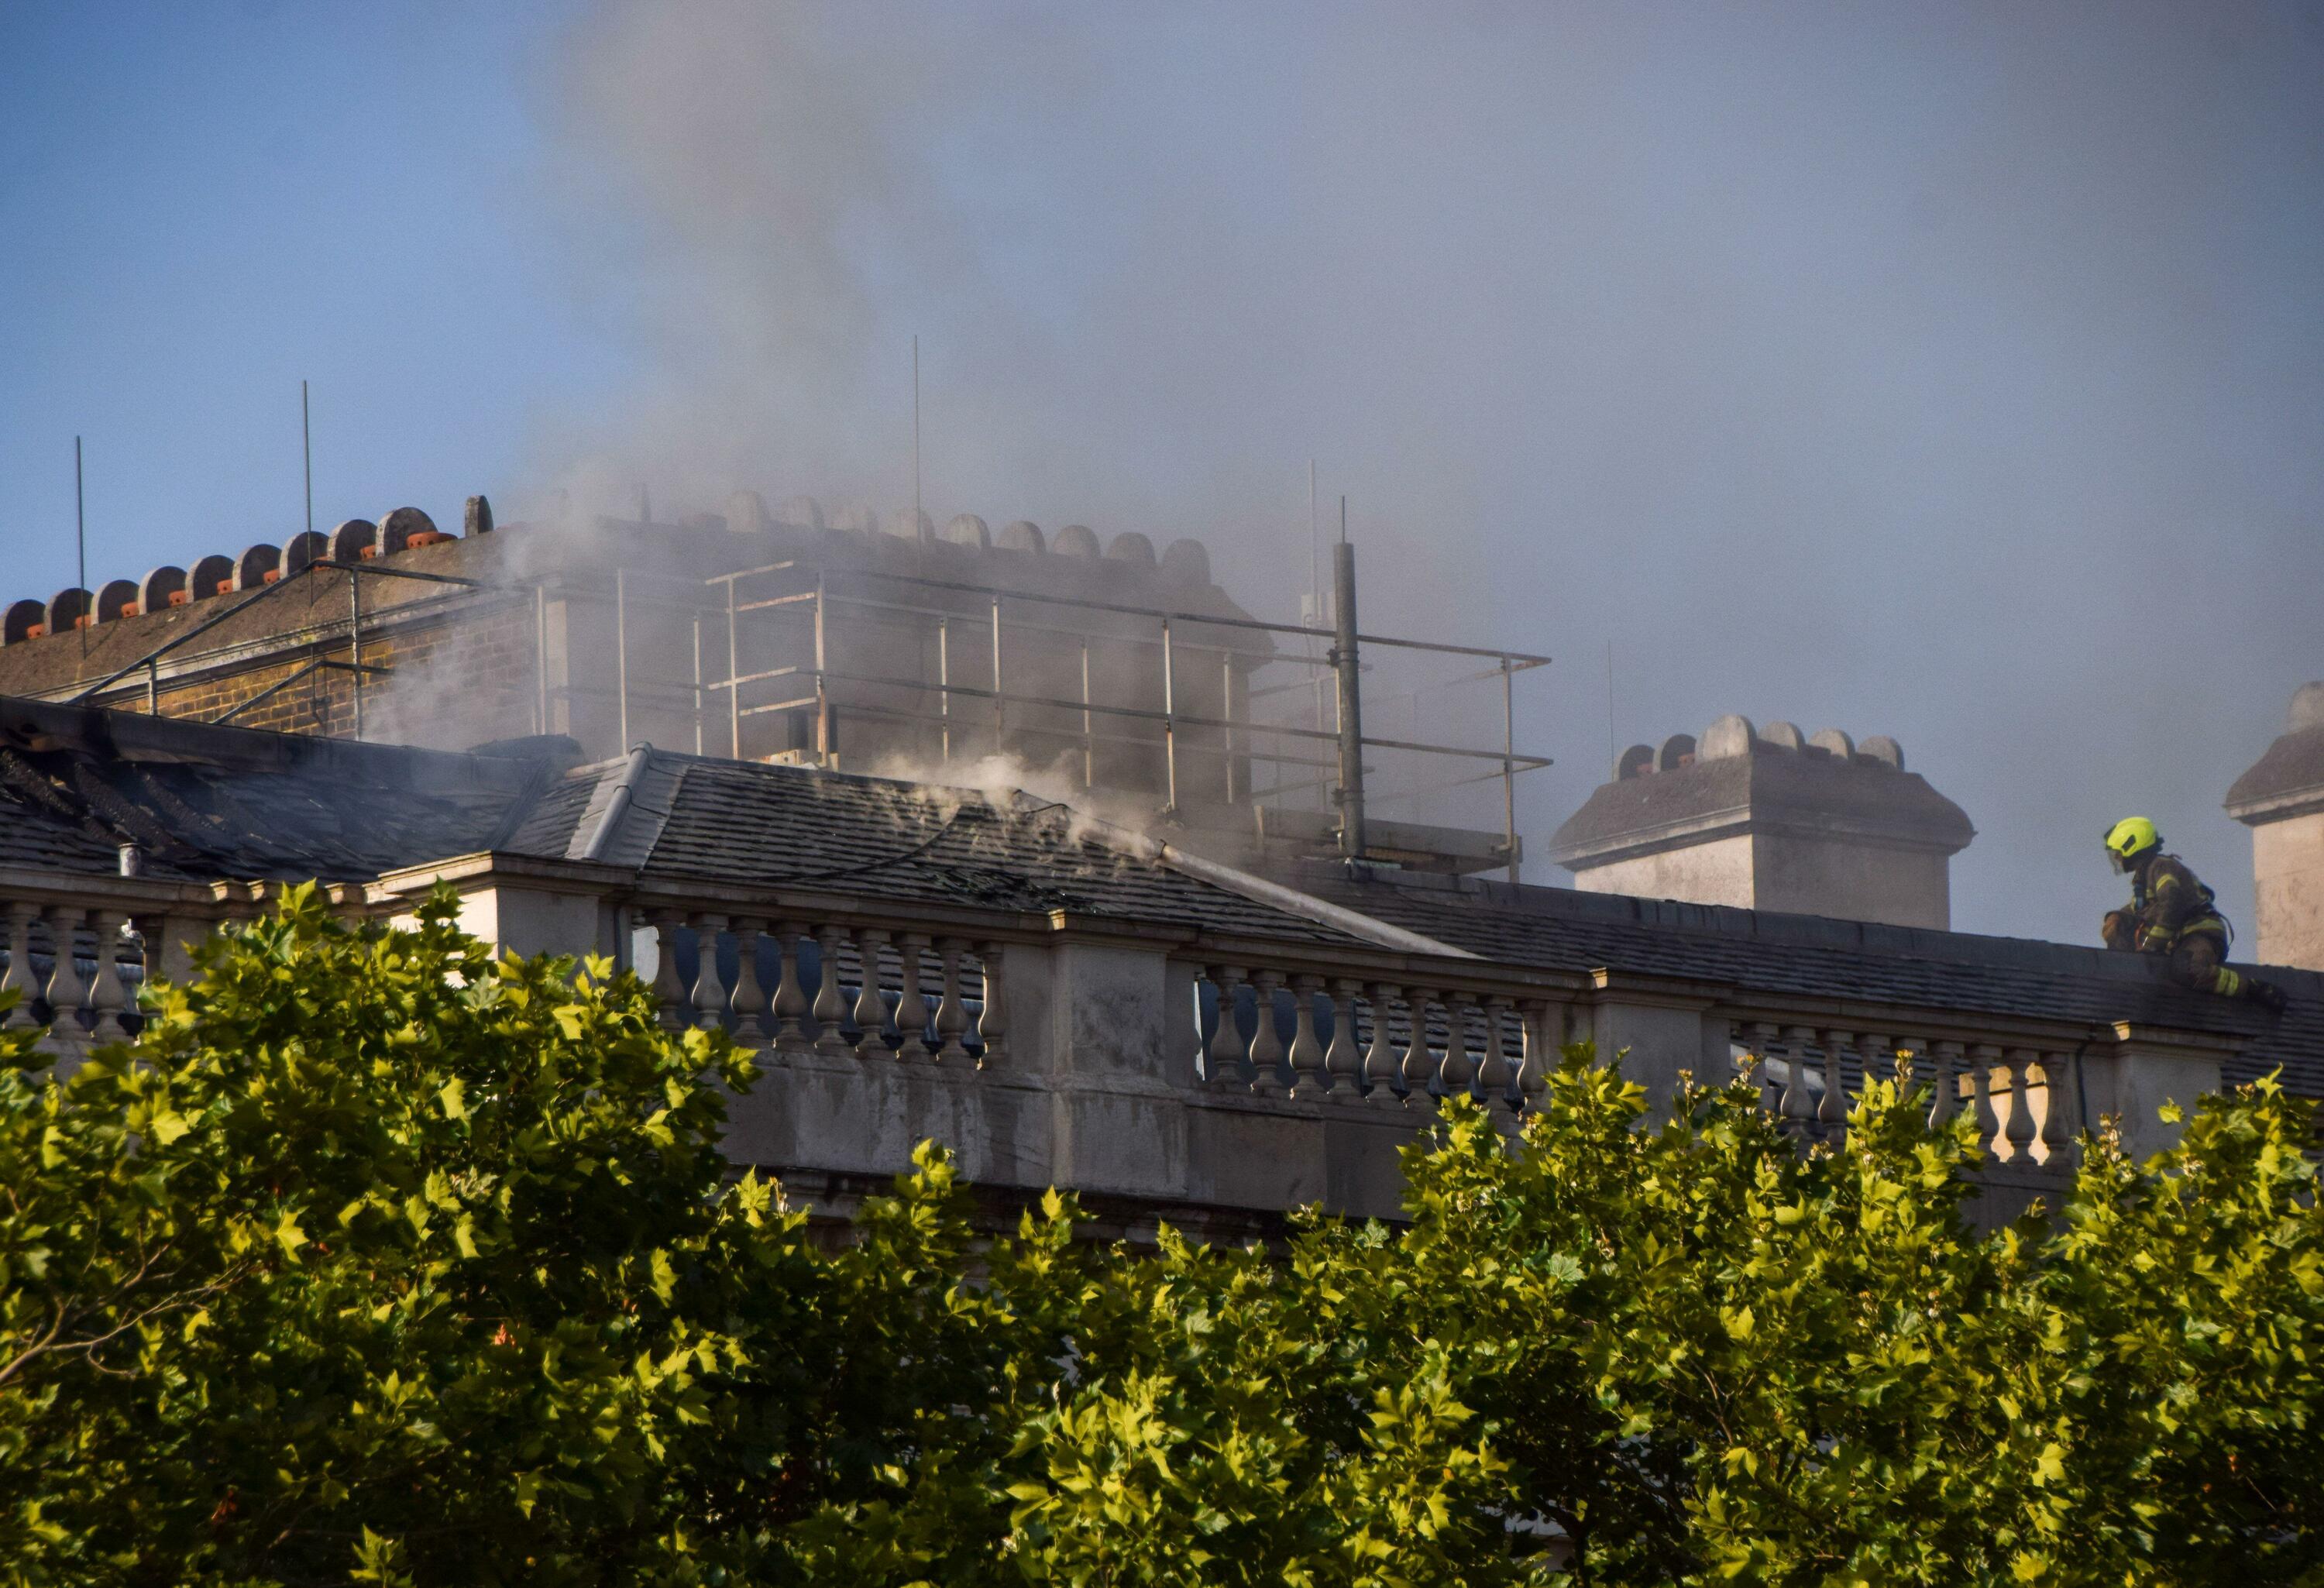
[301,380,312,538]
[349,569,363,741]
[938,615,952,765]
[535,583,549,735]
[615,568,629,751]
[1502,656,1518,885]
[147,656,159,717]
[1332,539,1364,862]
[1161,616,1177,813]
[726,577,740,759]
[813,569,829,764]
[988,593,1003,752]
[1081,639,1094,789]
[1221,650,1235,804]
[691,614,703,755]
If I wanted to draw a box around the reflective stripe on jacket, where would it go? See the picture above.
[2130,853,2228,953]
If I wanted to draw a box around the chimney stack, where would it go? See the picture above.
[1549,714,1974,929]
[2225,682,2324,971]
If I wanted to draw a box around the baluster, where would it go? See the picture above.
[1402,988,1442,1103]
[1206,964,1250,1087]
[853,930,892,1060]
[1777,1025,1816,1126]
[2003,1048,2039,1164]
[1924,1040,1961,1129]
[812,926,851,1057]
[1441,994,1477,1099]
[1517,999,1554,1108]
[1968,1043,2003,1160]
[689,912,729,1031]
[1743,1022,1781,1112]
[2039,1049,2078,1166]
[143,909,212,987]
[1362,982,1401,1099]
[646,909,687,1031]
[972,943,1006,1067]
[933,937,971,1062]
[1859,1033,1893,1096]
[43,908,88,1054]
[1478,997,1514,1108]
[142,911,205,985]
[2,901,38,1030]
[1325,977,1363,1094]
[1817,1027,1851,1140]
[728,919,767,1048]
[771,920,811,1054]
[87,910,129,1045]
[1287,974,1326,1098]
[1247,969,1287,1094]
[894,933,932,1060]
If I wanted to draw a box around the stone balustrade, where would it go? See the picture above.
[0,875,374,1071]
[0,847,2253,1236]
[632,908,1007,1067]
[1724,1023,2082,1170]
[1189,958,1561,1110]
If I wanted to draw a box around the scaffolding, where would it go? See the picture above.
[68,545,1554,880]
[657,552,1553,880]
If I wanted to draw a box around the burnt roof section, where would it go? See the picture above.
[0,695,569,883]
[1295,861,2324,1096]
[506,749,1370,944]
[2226,684,2324,823]
[1551,744,1974,866]
[0,693,1373,944]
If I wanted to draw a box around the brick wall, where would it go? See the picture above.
[126,602,543,749]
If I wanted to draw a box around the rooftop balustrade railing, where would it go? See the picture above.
[0,858,2187,1232]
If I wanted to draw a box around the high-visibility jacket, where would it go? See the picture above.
[2125,853,2230,955]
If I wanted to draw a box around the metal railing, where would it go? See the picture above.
[55,542,1554,878]
[689,556,1553,879]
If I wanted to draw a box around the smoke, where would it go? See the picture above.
[867,748,1164,857]
[525,1,2324,945]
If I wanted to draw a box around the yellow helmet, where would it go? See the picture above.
[2104,816,2161,872]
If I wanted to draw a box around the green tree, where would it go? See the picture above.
[3,892,2319,1585]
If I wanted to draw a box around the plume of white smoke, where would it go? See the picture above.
[526,1,2324,945]
[866,748,1165,856]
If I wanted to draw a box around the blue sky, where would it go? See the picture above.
[1,3,595,565]
[5,2,2322,945]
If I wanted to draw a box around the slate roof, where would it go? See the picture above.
[0,696,1363,946]
[0,696,559,883]
[507,749,1367,944]
[1294,863,2324,1095]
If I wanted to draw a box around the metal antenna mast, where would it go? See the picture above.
[1308,459,1318,620]
[913,335,922,538]
[1606,638,1618,775]
[74,436,87,658]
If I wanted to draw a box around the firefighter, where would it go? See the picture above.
[2101,817,2286,1014]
